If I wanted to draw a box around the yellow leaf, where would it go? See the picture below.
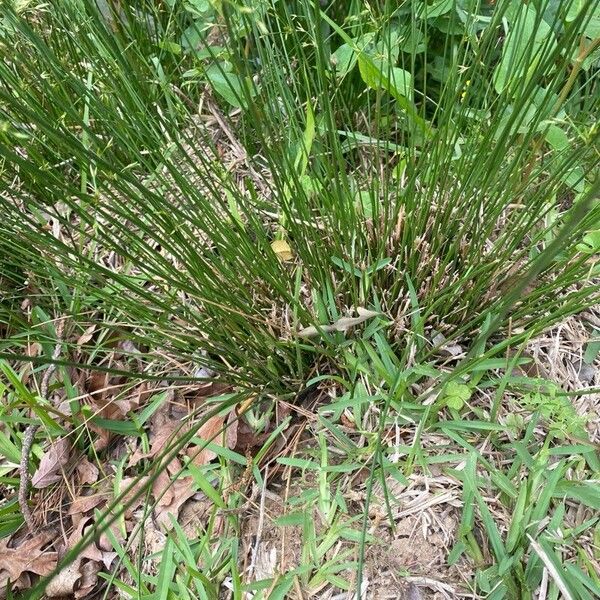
[271,239,293,261]
[237,395,255,415]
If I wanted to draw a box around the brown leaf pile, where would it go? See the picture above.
[32,438,71,489]
[0,532,58,593]
[7,380,242,598]
[0,522,114,599]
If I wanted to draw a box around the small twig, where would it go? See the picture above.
[18,424,39,531]
[538,566,549,600]
[205,99,266,185]
[40,322,65,399]
[169,84,198,111]
[18,319,65,532]
[206,99,247,160]
[247,465,268,580]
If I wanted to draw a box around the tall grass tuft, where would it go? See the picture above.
[0,0,599,392]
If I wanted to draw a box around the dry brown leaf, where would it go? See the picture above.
[86,378,140,450]
[75,457,99,485]
[152,470,176,507]
[100,551,117,570]
[32,437,71,489]
[431,332,463,357]
[179,497,213,538]
[68,517,105,564]
[340,412,356,429]
[89,425,111,452]
[25,342,42,358]
[86,372,130,419]
[187,415,223,466]
[153,473,197,530]
[0,572,31,600]
[135,381,153,405]
[117,476,150,519]
[14,572,31,592]
[188,381,231,402]
[76,324,97,347]
[141,522,168,556]
[98,520,126,553]
[74,560,101,598]
[86,371,110,405]
[45,563,81,598]
[129,393,186,474]
[225,411,238,451]
[68,493,107,516]
[85,371,130,450]
[0,531,58,581]
[138,411,181,460]
[187,411,238,467]
[118,339,140,355]
[234,420,270,451]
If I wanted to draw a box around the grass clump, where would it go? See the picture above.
[1,0,598,383]
[0,0,599,598]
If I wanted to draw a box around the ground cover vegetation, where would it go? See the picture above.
[0,0,599,598]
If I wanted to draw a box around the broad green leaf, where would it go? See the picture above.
[545,125,570,151]
[531,537,579,600]
[355,190,374,219]
[90,417,139,436]
[299,174,322,197]
[187,464,225,507]
[566,0,600,38]
[565,563,600,597]
[331,43,357,78]
[185,0,211,14]
[180,24,205,50]
[396,26,426,54]
[475,492,507,563]
[446,395,465,410]
[432,13,467,35]
[358,56,412,99]
[159,40,181,55]
[0,429,21,465]
[374,28,402,65]
[268,576,295,600]
[277,457,320,470]
[389,67,412,99]
[563,165,585,192]
[545,125,584,190]
[275,511,306,526]
[494,4,556,94]
[366,257,392,274]
[506,482,528,552]
[331,256,362,277]
[156,538,176,600]
[555,481,600,510]
[205,64,254,108]
[577,230,600,254]
[497,85,563,139]
[319,12,430,134]
[416,0,455,19]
